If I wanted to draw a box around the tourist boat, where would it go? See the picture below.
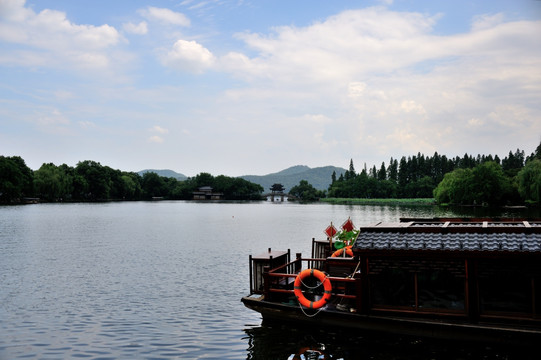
[241,218,541,344]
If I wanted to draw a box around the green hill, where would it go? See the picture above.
[137,165,345,192]
[240,165,346,192]
[138,169,188,181]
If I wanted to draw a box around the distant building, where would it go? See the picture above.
[193,186,224,200]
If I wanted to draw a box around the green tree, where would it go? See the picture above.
[517,159,541,205]
[330,171,337,186]
[345,159,356,180]
[194,172,214,188]
[377,162,387,181]
[75,160,111,200]
[289,180,324,202]
[141,171,167,198]
[388,157,398,183]
[270,183,285,193]
[434,162,512,206]
[398,156,409,195]
[170,178,195,199]
[470,161,511,206]
[0,156,34,202]
[34,163,73,201]
[119,172,142,200]
[170,173,262,200]
[502,149,525,177]
[406,176,434,198]
[230,178,263,200]
[433,168,473,205]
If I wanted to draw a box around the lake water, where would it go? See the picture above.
[0,201,538,359]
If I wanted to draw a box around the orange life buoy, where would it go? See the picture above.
[293,269,332,309]
[290,347,326,360]
[331,245,353,257]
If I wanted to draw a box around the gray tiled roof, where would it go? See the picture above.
[352,219,541,253]
[353,232,541,252]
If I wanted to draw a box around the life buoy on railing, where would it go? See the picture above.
[331,245,353,257]
[293,269,332,309]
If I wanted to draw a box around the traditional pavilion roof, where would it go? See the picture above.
[352,218,541,253]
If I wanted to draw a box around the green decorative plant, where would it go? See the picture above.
[333,229,359,249]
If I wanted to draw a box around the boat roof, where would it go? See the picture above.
[352,218,541,253]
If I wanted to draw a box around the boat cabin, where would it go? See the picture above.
[243,218,541,343]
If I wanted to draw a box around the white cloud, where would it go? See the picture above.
[0,0,122,70]
[208,7,541,165]
[150,125,169,134]
[471,13,505,31]
[78,121,96,129]
[36,109,69,126]
[31,108,73,136]
[148,135,165,143]
[467,118,484,128]
[1,3,539,175]
[401,100,426,115]
[163,39,216,73]
[0,0,32,22]
[223,8,442,84]
[347,82,367,98]
[123,21,148,35]
[139,7,190,27]
[147,126,169,144]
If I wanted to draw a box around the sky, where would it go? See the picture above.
[1,0,540,177]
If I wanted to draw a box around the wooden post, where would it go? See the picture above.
[355,276,363,313]
[532,276,536,318]
[249,254,253,295]
[359,256,370,314]
[295,252,302,273]
[330,222,334,251]
[263,265,270,301]
[466,258,479,323]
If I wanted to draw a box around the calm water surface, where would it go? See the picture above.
[0,202,537,359]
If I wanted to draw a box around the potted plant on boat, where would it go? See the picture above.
[330,218,359,257]
[333,228,360,249]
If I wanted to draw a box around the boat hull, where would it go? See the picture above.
[241,295,541,345]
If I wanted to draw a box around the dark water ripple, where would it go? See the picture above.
[1,202,537,359]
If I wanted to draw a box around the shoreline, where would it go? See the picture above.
[321,198,435,206]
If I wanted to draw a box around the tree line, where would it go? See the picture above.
[0,159,263,203]
[2,142,540,206]
[327,143,541,206]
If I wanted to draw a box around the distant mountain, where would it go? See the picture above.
[138,169,188,181]
[240,165,347,192]
[137,165,346,192]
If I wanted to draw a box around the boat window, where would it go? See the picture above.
[369,257,466,312]
[417,269,465,310]
[478,260,533,315]
[369,261,415,308]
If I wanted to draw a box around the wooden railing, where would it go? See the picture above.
[262,256,362,310]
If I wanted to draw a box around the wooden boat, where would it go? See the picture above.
[241,218,541,344]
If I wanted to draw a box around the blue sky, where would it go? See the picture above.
[1,0,540,176]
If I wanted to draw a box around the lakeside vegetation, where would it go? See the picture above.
[1,141,540,206]
[324,143,541,207]
[0,159,262,203]
[321,198,435,205]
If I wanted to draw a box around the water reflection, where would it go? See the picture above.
[244,320,537,360]
[438,205,541,219]
[1,202,539,359]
